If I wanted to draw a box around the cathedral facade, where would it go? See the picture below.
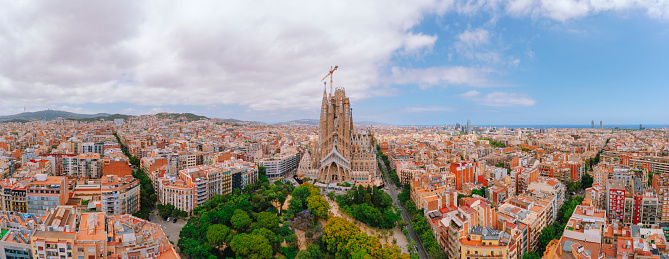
[310,87,378,183]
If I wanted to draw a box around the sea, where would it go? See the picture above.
[476,124,669,129]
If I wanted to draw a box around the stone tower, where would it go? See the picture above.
[318,87,353,182]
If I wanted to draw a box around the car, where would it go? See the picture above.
[571,192,576,195]
[166,217,171,222]
[173,218,178,223]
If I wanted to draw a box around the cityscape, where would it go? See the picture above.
[1,1,669,259]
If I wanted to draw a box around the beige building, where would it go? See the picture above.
[101,174,141,215]
[459,226,513,259]
[30,206,180,259]
[312,87,377,183]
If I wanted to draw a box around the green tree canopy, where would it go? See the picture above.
[295,244,325,259]
[230,233,273,259]
[307,194,330,219]
[206,224,232,248]
[255,212,279,232]
[231,209,252,232]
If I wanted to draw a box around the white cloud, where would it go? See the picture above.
[459,90,481,97]
[402,105,455,112]
[404,33,439,53]
[453,28,506,66]
[0,0,451,112]
[502,0,669,21]
[389,66,493,88]
[460,91,536,106]
[458,28,491,46]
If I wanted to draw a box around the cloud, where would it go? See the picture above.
[458,28,491,46]
[502,0,669,21]
[402,105,455,112]
[403,33,439,53]
[481,92,536,106]
[0,0,450,112]
[453,28,505,66]
[459,90,481,98]
[460,91,536,107]
[388,66,494,88]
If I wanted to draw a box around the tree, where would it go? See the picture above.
[206,224,232,248]
[522,251,541,259]
[295,244,324,259]
[566,181,580,193]
[343,233,383,258]
[230,234,273,259]
[231,209,252,232]
[323,217,362,257]
[252,228,279,251]
[307,195,329,219]
[397,219,408,229]
[581,172,594,189]
[256,212,279,232]
[351,249,373,259]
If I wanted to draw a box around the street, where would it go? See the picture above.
[378,157,429,259]
[150,209,187,251]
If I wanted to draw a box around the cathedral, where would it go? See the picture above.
[298,84,378,183]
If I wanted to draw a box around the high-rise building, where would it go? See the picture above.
[600,120,603,129]
[315,84,377,183]
[467,119,472,134]
[591,120,594,128]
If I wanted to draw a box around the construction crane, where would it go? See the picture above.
[321,65,338,96]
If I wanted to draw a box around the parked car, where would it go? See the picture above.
[173,218,178,223]
[166,217,171,222]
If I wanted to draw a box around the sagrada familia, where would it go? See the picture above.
[297,75,378,184]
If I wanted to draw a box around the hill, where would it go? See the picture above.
[274,119,319,126]
[67,114,134,122]
[0,110,110,121]
[155,112,207,121]
[274,119,391,126]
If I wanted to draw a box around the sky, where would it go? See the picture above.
[0,0,668,125]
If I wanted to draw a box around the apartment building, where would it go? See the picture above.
[140,157,167,174]
[256,152,299,179]
[548,206,606,259]
[606,179,626,222]
[30,206,180,259]
[410,173,454,210]
[497,196,550,256]
[158,177,194,213]
[100,174,140,215]
[435,207,474,259]
[451,160,478,191]
[0,211,46,259]
[62,153,103,179]
[396,161,424,186]
[459,226,513,259]
[510,168,539,196]
[652,173,669,222]
[31,206,77,259]
[26,175,69,215]
[584,184,606,210]
[526,177,564,215]
[80,142,104,155]
[632,177,644,225]
[640,191,658,228]
[621,154,669,174]
[156,162,257,214]
[0,179,29,213]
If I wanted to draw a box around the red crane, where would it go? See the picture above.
[321,66,338,96]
